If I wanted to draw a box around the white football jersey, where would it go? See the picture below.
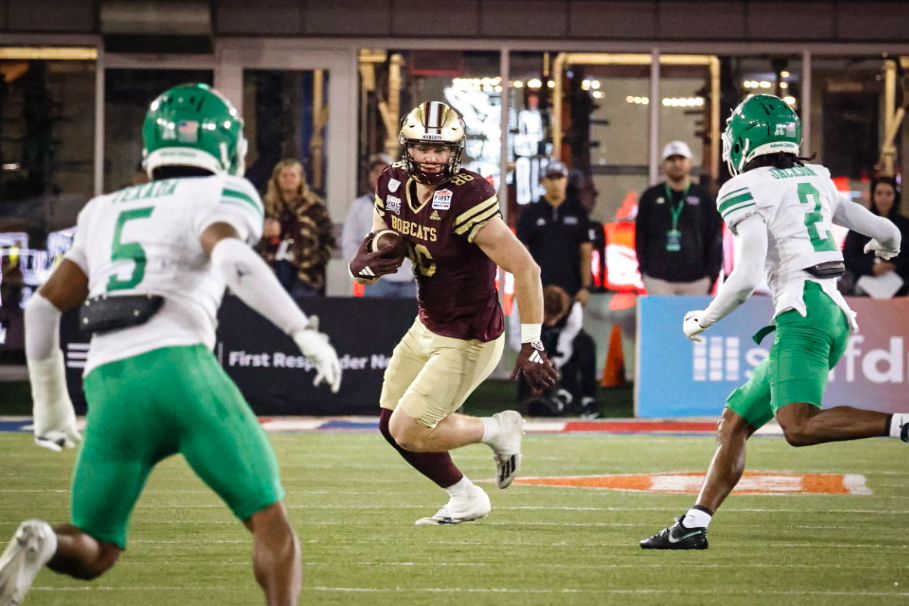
[716,164,855,325]
[66,175,264,373]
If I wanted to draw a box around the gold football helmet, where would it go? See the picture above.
[399,101,466,185]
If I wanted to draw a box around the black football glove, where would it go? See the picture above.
[348,233,404,280]
[510,341,559,393]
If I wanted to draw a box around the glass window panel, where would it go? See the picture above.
[356,49,501,199]
[507,53,657,226]
[1,57,96,217]
[1,56,96,314]
[717,55,804,181]
[657,59,714,180]
[104,69,213,193]
[810,55,888,193]
[242,69,329,196]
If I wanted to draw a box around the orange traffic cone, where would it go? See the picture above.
[601,323,627,388]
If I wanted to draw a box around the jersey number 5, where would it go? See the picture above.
[797,183,837,253]
[107,206,154,292]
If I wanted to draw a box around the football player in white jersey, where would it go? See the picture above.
[0,83,341,606]
[641,94,904,550]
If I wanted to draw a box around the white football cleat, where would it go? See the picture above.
[415,484,491,525]
[0,520,57,606]
[489,410,524,489]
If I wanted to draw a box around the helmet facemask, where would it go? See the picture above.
[399,101,466,186]
[722,94,801,176]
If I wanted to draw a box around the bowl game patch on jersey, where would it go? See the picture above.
[432,189,452,209]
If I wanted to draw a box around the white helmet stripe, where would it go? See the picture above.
[425,101,441,133]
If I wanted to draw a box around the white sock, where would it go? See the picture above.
[682,508,712,529]
[445,476,473,498]
[480,417,499,444]
[889,413,909,440]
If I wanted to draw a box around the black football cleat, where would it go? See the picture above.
[640,515,708,550]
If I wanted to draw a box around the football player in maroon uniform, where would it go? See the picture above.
[349,101,558,524]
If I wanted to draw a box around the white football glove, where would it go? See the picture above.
[28,350,82,452]
[863,239,900,260]
[292,316,342,393]
[683,310,708,343]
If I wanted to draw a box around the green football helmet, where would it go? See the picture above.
[722,94,801,176]
[142,83,247,177]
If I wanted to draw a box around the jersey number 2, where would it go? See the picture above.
[797,183,837,252]
[107,207,154,291]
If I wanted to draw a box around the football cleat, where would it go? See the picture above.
[640,515,708,550]
[0,520,57,606]
[415,484,491,525]
[488,410,524,489]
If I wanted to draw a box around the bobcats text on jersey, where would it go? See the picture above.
[375,165,503,341]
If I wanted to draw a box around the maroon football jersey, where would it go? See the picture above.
[375,164,504,341]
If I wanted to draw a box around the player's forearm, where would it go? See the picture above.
[512,262,545,325]
[25,294,71,428]
[699,269,757,328]
[834,199,902,251]
[700,216,766,328]
[210,238,308,334]
[24,293,61,361]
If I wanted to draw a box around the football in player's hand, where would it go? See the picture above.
[369,229,407,265]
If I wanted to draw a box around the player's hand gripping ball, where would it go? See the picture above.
[369,229,407,267]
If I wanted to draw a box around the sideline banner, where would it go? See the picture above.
[636,295,909,418]
[61,295,418,416]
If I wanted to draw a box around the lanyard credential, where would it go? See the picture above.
[664,183,690,252]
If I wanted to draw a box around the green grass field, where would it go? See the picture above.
[2,427,909,606]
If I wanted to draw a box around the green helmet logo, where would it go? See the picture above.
[142,83,248,177]
[722,94,801,176]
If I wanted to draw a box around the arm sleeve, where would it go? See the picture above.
[699,214,767,328]
[24,293,61,361]
[210,238,309,335]
[833,198,902,252]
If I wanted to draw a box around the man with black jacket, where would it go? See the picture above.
[635,141,723,295]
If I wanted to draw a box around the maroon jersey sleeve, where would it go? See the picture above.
[376,167,504,341]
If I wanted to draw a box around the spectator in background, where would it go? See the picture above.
[259,159,336,297]
[341,154,416,297]
[517,160,595,306]
[635,141,723,295]
[519,285,599,418]
[842,176,909,297]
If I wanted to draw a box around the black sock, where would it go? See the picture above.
[378,408,464,488]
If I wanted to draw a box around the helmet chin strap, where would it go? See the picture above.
[405,149,454,186]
